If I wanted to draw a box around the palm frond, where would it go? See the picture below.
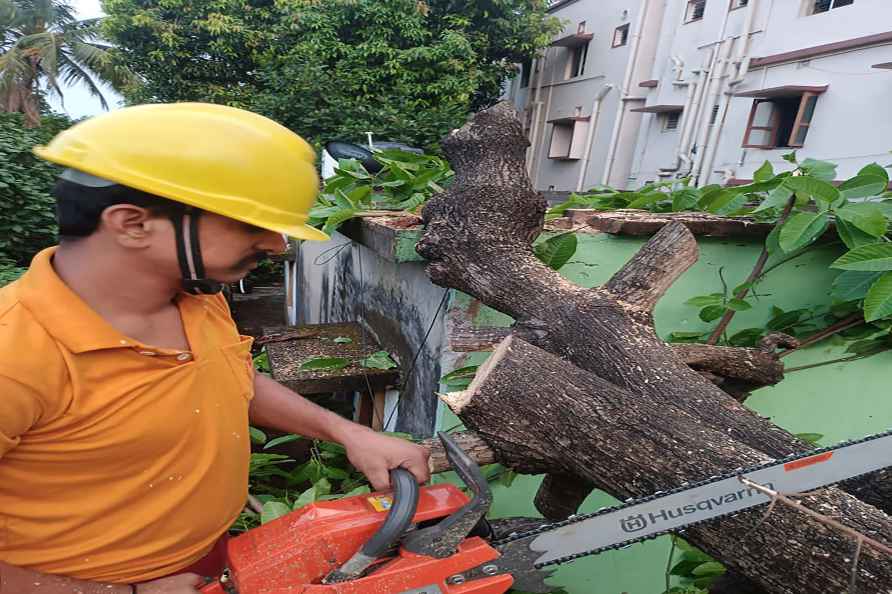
[57,50,108,110]
[0,44,31,82]
[66,39,135,90]
[0,0,17,31]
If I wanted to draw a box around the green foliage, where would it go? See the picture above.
[309,148,453,234]
[252,350,270,373]
[234,435,375,532]
[546,156,892,360]
[795,432,824,445]
[0,258,26,287]
[360,350,398,370]
[2,0,134,125]
[662,537,725,594]
[0,112,71,266]
[440,365,480,390]
[533,232,577,271]
[587,157,892,353]
[103,0,559,151]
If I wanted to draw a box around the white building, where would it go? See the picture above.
[505,0,892,195]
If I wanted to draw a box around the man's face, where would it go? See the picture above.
[195,212,287,283]
[101,204,288,286]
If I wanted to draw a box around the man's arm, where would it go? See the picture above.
[249,373,430,489]
[0,560,201,593]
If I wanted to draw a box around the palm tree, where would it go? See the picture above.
[0,0,134,127]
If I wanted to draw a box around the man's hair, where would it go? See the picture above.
[54,179,185,241]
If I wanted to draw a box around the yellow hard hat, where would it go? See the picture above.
[34,102,329,242]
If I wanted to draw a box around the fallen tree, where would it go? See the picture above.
[415,102,892,593]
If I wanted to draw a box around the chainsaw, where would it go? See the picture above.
[201,429,892,594]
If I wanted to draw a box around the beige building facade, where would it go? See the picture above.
[505,0,892,194]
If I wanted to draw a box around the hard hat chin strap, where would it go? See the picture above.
[171,208,224,295]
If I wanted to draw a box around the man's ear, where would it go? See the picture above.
[100,204,160,248]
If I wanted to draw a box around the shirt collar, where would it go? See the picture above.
[17,247,207,354]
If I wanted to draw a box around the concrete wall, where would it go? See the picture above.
[296,233,448,436]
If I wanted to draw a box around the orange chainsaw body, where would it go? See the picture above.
[201,483,514,594]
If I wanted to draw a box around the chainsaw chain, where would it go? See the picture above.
[491,428,892,569]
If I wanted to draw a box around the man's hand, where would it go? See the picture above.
[136,573,205,593]
[341,428,431,490]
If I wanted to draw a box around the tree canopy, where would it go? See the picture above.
[102,0,558,150]
[1,0,132,126]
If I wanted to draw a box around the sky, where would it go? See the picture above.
[45,0,124,119]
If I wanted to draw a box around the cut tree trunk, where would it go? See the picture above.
[416,102,892,593]
[440,337,892,593]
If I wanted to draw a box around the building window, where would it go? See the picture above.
[809,0,854,15]
[730,0,748,9]
[548,118,590,160]
[743,92,820,149]
[685,0,706,23]
[565,43,589,79]
[663,112,681,131]
[521,59,532,88]
[613,24,630,48]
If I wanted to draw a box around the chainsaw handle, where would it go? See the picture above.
[362,467,419,556]
[323,467,419,583]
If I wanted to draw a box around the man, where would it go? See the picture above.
[0,103,430,594]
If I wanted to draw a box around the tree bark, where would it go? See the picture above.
[441,336,892,594]
[416,102,892,593]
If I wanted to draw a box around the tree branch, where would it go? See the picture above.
[706,197,796,345]
[603,221,700,312]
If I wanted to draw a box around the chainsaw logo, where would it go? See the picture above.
[620,514,648,533]
[619,482,774,533]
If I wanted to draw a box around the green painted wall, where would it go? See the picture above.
[436,232,892,594]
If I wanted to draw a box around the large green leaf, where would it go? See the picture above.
[799,158,837,181]
[835,203,888,237]
[725,298,751,311]
[832,270,884,301]
[784,176,839,204]
[753,161,774,183]
[264,434,302,450]
[249,427,267,445]
[705,192,747,216]
[671,188,700,212]
[534,232,578,270]
[778,212,829,252]
[440,365,480,389]
[261,501,291,524]
[360,350,398,369]
[863,272,892,321]
[832,244,892,271]
[684,294,724,307]
[692,561,727,577]
[699,305,725,323]
[838,174,888,200]
[858,163,889,186]
[835,218,880,250]
[753,184,793,213]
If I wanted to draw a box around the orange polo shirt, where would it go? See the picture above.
[0,247,255,583]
